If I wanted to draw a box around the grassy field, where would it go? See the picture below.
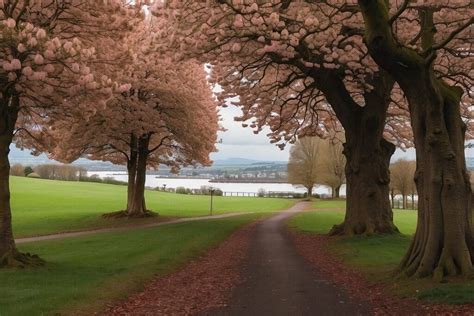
[289,200,474,305]
[10,177,294,237]
[1,213,263,315]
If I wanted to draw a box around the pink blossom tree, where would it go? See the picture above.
[43,19,218,218]
[0,0,134,267]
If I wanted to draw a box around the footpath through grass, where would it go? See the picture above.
[0,213,263,316]
[11,177,294,237]
[289,200,474,305]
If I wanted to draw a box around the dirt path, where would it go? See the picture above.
[208,202,369,315]
[15,212,252,244]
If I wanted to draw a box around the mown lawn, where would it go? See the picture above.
[10,177,294,237]
[289,200,474,305]
[0,213,263,316]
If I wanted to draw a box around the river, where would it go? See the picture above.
[87,171,347,196]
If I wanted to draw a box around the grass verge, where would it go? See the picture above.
[289,200,474,305]
[0,213,263,315]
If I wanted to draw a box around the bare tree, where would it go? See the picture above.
[9,164,25,177]
[288,137,320,197]
[390,159,416,209]
[316,134,346,198]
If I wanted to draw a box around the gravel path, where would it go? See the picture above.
[209,202,369,316]
[15,212,252,244]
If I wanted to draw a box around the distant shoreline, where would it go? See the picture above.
[209,179,288,184]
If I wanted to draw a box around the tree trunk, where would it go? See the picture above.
[126,136,138,211]
[358,0,473,279]
[411,193,415,210]
[335,186,341,198]
[329,76,398,236]
[330,136,397,235]
[307,186,313,198]
[398,79,473,279]
[0,96,42,268]
[303,65,398,236]
[126,136,151,218]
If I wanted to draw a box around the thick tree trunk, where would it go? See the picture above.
[329,78,398,236]
[398,80,473,279]
[358,0,473,279]
[313,70,398,236]
[0,96,42,268]
[330,136,397,235]
[126,136,151,218]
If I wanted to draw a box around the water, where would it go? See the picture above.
[87,171,346,196]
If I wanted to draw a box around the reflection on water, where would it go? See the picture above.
[87,171,346,196]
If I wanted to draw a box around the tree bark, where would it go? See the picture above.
[126,136,151,218]
[358,0,473,277]
[126,135,138,211]
[398,79,473,278]
[328,74,398,236]
[293,56,398,236]
[0,96,42,268]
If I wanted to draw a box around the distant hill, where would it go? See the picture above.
[213,158,286,166]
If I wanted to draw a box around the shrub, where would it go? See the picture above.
[24,166,34,176]
[176,186,188,194]
[10,164,25,176]
[27,172,41,178]
[258,188,266,197]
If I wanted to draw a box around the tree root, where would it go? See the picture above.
[329,221,399,236]
[102,210,158,219]
[0,250,45,269]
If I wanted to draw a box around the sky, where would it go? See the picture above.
[210,105,422,162]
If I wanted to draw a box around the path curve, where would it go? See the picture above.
[15,212,252,244]
[209,202,369,315]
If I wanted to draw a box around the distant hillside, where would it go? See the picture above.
[213,158,286,166]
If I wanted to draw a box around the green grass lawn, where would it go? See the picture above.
[289,200,474,305]
[10,177,294,237]
[1,213,263,315]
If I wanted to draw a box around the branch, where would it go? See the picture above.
[430,17,473,52]
[388,0,410,25]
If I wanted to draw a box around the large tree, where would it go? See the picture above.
[154,0,408,235]
[44,19,218,218]
[0,1,133,267]
[357,0,473,278]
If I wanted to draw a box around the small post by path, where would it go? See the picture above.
[210,188,215,216]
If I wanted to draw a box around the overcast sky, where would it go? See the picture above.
[210,106,429,162]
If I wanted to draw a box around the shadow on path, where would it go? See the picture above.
[208,202,369,316]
